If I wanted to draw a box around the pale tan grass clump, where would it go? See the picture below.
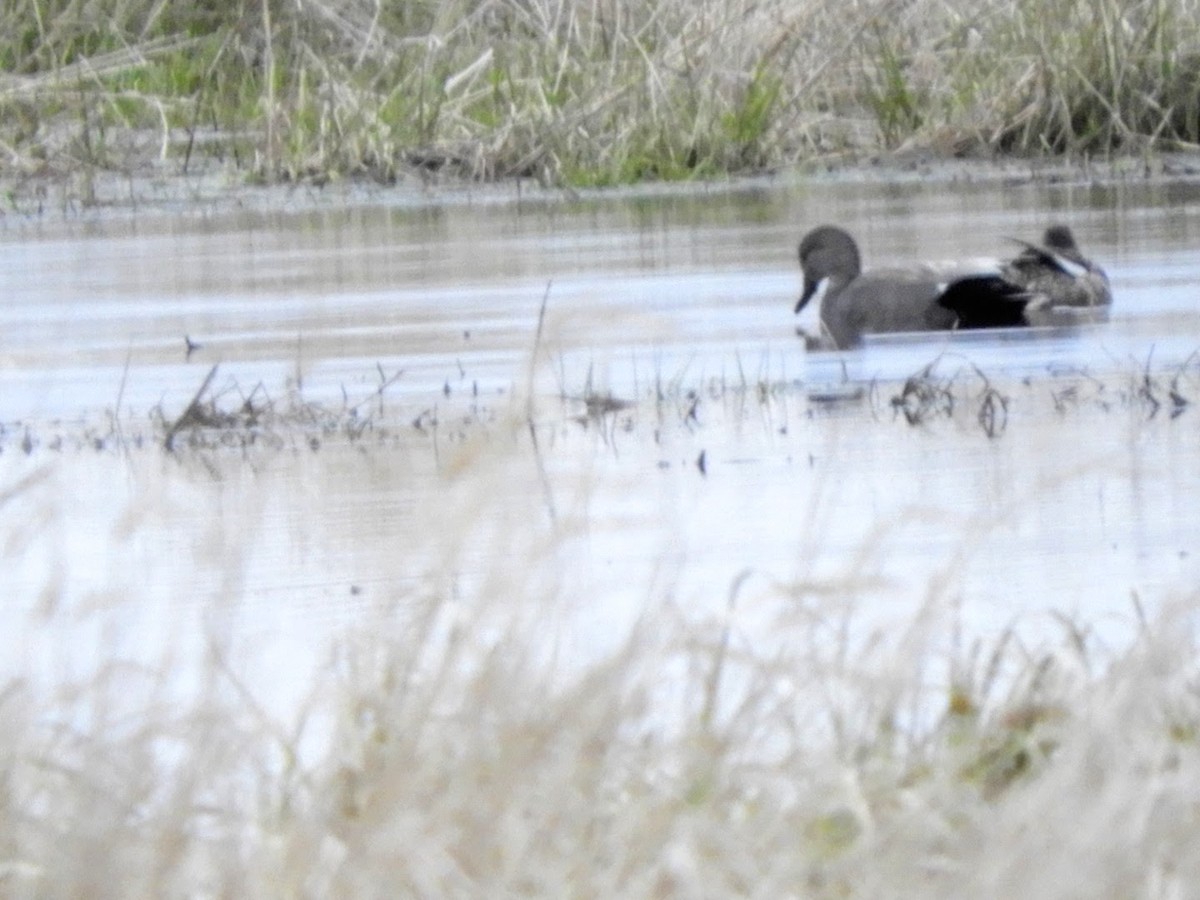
[232,595,1200,896]
[5,368,1200,895]
[4,445,1200,898]
[5,368,1200,894]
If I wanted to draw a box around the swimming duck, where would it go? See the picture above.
[794,225,962,349]
[795,224,1112,349]
[937,225,1112,329]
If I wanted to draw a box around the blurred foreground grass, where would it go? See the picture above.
[3,0,1200,191]
[2,391,1199,897]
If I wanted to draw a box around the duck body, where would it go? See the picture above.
[796,225,979,349]
[941,225,1112,329]
[796,224,1112,349]
[805,263,960,349]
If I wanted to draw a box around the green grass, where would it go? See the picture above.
[3,0,1200,188]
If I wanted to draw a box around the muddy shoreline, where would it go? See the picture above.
[5,151,1200,225]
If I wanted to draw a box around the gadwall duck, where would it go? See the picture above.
[938,225,1112,328]
[795,224,1112,349]
[795,225,959,349]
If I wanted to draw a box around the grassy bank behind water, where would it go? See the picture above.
[3,0,1200,190]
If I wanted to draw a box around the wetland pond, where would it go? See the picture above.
[2,173,1199,721]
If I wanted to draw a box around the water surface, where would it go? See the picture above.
[2,174,1198,715]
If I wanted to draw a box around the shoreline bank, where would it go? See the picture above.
[4,151,1200,224]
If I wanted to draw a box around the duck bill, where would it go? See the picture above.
[795,277,820,314]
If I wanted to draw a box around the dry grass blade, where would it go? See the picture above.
[0,34,200,98]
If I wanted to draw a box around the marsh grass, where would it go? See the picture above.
[3,347,1200,893]
[3,346,1199,461]
[157,362,413,453]
[4,0,1199,191]
[4,413,1200,895]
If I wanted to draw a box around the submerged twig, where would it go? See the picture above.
[347,364,404,417]
[977,387,1009,438]
[1167,348,1198,419]
[112,344,133,455]
[890,359,955,426]
[1137,347,1161,417]
[526,280,558,524]
[163,364,220,452]
[889,355,1010,436]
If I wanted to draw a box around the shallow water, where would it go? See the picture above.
[2,173,1199,716]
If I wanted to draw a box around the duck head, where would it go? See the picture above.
[796,225,862,314]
